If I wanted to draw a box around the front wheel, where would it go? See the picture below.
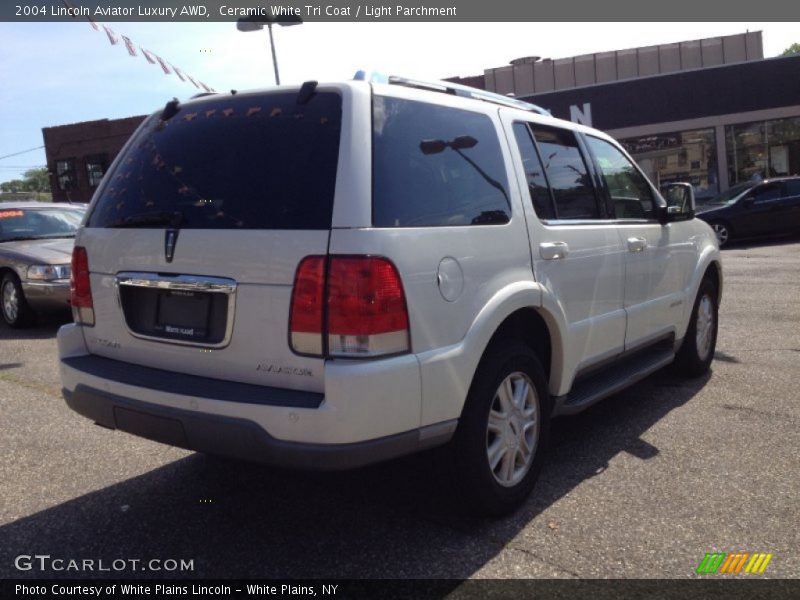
[450,341,551,516]
[1,273,34,328]
[710,222,731,247]
[674,278,718,377]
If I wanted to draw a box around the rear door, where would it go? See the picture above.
[501,113,627,383]
[736,182,786,236]
[783,179,800,229]
[79,88,345,393]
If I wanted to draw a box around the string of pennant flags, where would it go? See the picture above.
[62,0,216,93]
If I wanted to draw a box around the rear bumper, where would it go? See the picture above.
[63,384,453,470]
[57,323,456,469]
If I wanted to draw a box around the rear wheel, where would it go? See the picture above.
[710,222,732,247]
[675,278,718,377]
[450,341,550,516]
[1,273,34,328]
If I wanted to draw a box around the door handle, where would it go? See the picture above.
[627,237,647,253]
[539,242,569,260]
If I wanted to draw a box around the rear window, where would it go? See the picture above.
[87,91,342,230]
[372,96,510,227]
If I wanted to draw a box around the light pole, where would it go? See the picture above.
[236,15,302,85]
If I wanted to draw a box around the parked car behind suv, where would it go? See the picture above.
[696,176,800,247]
[58,74,722,514]
[1,202,85,327]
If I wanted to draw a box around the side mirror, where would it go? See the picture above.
[659,182,695,222]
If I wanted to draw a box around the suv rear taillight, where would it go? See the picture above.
[289,256,410,358]
[70,246,94,326]
[289,256,326,355]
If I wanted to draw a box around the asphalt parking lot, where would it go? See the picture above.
[1,238,798,580]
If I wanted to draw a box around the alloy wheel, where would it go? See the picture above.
[2,280,19,323]
[486,371,540,487]
[695,294,715,362]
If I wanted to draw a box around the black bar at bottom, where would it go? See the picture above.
[3,579,800,600]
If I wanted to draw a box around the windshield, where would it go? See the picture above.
[0,207,82,242]
[706,182,753,205]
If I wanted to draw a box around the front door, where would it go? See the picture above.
[582,134,692,350]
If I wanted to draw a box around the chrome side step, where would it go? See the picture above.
[553,345,675,417]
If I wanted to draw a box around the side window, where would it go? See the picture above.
[372,96,510,227]
[530,125,599,220]
[784,180,800,197]
[749,184,781,204]
[585,135,656,219]
[512,122,555,220]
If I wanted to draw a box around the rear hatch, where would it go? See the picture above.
[78,88,343,393]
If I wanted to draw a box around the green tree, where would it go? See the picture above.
[0,179,25,193]
[781,43,800,56]
[0,167,51,200]
[21,168,51,194]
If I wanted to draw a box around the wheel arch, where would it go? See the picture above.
[417,282,568,427]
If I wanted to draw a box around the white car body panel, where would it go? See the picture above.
[57,77,722,466]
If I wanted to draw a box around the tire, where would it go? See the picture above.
[449,341,551,516]
[709,221,732,247]
[674,278,718,377]
[1,272,34,328]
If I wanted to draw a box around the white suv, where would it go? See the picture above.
[58,74,721,515]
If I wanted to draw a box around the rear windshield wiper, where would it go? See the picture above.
[105,211,185,229]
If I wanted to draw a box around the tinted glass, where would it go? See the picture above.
[586,135,656,219]
[373,96,510,227]
[513,123,555,220]
[88,92,342,230]
[0,208,82,242]
[750,184,781,203]
[785,180,800,196]
[531,126,599,220]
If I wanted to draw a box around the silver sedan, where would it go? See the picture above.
[0,202,86,327]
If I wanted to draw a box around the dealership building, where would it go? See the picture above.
[43,31,800,202]
[450,31,800,200]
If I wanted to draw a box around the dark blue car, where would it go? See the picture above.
[696,177,800,247]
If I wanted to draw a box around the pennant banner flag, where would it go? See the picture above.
[156,56,172,75]
[171,65,186,82]
[103,25,119,45]
[83,18,214,92]
[121,36,138,57]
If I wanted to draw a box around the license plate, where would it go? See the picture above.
[155,290,210,339]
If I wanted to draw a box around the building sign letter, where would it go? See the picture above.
[569,103,592,126]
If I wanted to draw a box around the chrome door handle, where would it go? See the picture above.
[627,237,647,253]
[539,242,569,260]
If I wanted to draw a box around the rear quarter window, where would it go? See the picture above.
[372,96,510,227]
[88,91,342,230]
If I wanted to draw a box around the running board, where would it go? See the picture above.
[553,345,675,416]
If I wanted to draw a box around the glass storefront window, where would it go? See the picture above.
[726,117,800,185]
[618,128,718,201]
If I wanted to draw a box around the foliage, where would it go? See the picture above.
[780,43,800,56]
[0,167,51,198]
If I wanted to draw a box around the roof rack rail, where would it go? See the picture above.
[353,70,549,116]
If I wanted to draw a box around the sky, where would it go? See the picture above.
[0,21,798,184]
